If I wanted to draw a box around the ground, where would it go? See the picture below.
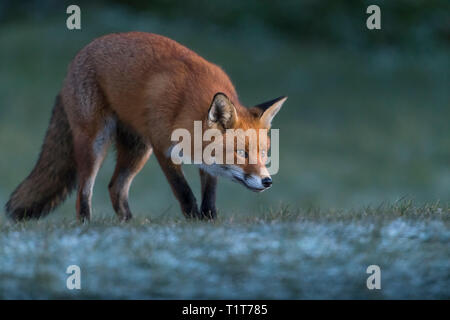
[0,202,448,299]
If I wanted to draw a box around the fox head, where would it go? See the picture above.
[201,92,287,192]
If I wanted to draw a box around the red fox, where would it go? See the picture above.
[5,32,286,222]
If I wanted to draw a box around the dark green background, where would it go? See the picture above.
[0,0,449,300]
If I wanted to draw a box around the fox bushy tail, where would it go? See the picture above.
[5,95,77,220]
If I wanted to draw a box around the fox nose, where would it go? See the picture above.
[262,177,272,188]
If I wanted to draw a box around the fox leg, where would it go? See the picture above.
[199,169,218,219]
[73,123,112,222]
[62,70,115,222]
[109,123,152,221]
[154,151,199,219]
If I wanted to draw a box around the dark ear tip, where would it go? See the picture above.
[212,92,228,101]
[253,96,287,114]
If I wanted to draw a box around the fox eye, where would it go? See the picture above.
[237,149,248,158]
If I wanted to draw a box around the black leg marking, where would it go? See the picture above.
[200,169,218,220]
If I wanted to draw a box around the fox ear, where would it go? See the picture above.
[252,96,287,129]
[208,93,238,130]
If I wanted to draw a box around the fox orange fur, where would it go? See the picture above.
[5,32,287,222]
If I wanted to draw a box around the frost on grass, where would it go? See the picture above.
[0,204,448,299]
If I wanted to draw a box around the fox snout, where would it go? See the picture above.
[228,167,272,192]
[237,174,272,192]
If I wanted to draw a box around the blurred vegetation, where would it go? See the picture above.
[1,0,449,50]
[0,2,449,218]
[0,202,448,299]
[0,2,448,299]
